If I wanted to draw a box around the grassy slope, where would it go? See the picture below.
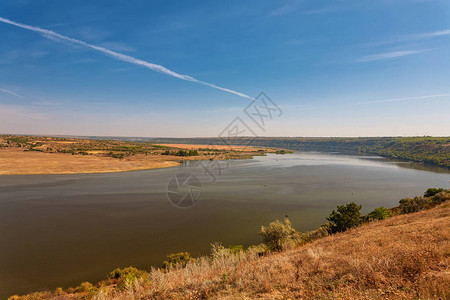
[67,203,449,300]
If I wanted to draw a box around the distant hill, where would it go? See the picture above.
[144,136,450,169]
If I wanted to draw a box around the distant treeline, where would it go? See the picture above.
[145,137,450,168]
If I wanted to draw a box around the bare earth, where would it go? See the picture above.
[0,149,180,175]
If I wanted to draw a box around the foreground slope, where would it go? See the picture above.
[91,204,449,299]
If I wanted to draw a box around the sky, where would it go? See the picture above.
[0,0,449,137]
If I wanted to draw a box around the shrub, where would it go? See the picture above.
[399,196,433,214]
[424,188,445,197]
[228,244,244,254]
[162,252,193,269]
[107,266,148,290]
[303,223,330,242]
[107,266,146,280]
[326,202,362,233]
[247,244,268,256]
[259,218,300,251]
[368,207,392,220]
[431,191,450,204]
[74,281,93,293]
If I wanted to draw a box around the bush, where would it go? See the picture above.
[247,244,267,256]
[399,196,433,214]
[74,281,94,293]
[303,223,330,242]
[259,218,300,251]
[368,207,392,220]
[107,266,148,289]
[326,202,362,233]
[228,244,244,254]
[424,188,445,197]
[162,252,193,269]
[431,191,450,204]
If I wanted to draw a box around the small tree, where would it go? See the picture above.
[259,218,300,251]
[368,207,392,220]
[326,202,362,233]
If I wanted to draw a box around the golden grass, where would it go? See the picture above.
[9,203,450,299]
[96,203,449,299]
[0,149,181,175]
[0,136,280,175]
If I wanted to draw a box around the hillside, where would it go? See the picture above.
[11,192,450,299]
[145,136,450,169]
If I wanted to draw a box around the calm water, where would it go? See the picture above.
[0,152,449,297]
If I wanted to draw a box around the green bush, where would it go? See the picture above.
[399,196,433,214]
[162,252,193,269]
[368,207,392,220]
[424,188,445,198]
[107,266,147,289]
[326,202,362,233]
[431,191,450,204]
[259,218,300,251]
[303,223,330,242]
[74,281,94,293]
[228,245,244,254]
[107,266,146,280]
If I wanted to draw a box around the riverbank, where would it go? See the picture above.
[9,189,449,299]
[147,136,450,169]
[0,135,284,175]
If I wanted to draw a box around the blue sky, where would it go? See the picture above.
[0,0,449,137]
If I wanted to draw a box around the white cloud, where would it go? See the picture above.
[286,93,450,111]
[365,29,450,47]
[354,93,450,105]
[0,88,25,99]
[355,49,428,62]
[0,16,253,100]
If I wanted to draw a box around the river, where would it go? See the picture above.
[0,151,448,297]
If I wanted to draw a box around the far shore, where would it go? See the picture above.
[0,149,183,175]
[0,140,283,175]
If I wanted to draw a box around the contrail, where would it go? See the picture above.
[0,16,253,100]
[285,93,450,111]
[354,93,450,105]
[0,88,25,99]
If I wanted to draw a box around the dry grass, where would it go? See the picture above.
[9,203,450,299]
[94,203,450,300]
[0,149,181,175]
[0,135,280,175]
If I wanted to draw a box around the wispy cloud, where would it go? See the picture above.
[302,7,338,15]
[0,16,253,100]
[0,88,25,99]
[354,93,450,105]
[355,49,428,62]
[285,93,450,111]
[0,104,47,120]
[269,2,300,16]
[269,2,338,16]
[365,29,450,47]
[411,29,450,39]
